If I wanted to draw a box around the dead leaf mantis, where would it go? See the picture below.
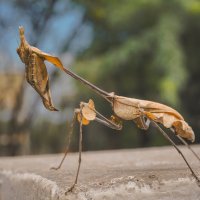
[17,26,200,193]
[16,26,63,111]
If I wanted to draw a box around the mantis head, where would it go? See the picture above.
[16,26,27,63]
[19,26,24,36]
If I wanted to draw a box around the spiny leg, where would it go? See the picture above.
[51,111,77,170]
[65,111,83,194]
[94,110,122,130]
[151,120,200,185]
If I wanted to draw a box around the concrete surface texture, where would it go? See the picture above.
[0,145,200,200]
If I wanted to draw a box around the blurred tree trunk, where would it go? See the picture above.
[2,0,87,155]
[5,0,58,156]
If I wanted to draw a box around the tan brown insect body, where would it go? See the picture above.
[17,26,200,194]
[111,95,194,142]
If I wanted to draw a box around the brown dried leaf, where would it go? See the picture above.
[17,26,58,111]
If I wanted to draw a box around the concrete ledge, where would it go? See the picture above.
[0,171,64,200]
[0,146,200,200]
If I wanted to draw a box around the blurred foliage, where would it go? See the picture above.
[0,73,23,110]
[1,0,200,155]
[70,0,200,150]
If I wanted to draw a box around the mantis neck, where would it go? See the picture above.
[62,67,111,103]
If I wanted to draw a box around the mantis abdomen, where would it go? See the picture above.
[113,95,195,142]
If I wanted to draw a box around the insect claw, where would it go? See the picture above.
[50,166,60,170]
[65,184,77,195]
[197,179,200,187]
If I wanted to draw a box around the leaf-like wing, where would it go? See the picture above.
[160,113,176,128]
[145,111,195,142]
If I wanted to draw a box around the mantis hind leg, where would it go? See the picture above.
[151,120,200,186]
[175,132,200,162]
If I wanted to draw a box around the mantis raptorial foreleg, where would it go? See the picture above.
[151,120,200,185]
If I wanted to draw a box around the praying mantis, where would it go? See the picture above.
[17,26,200,194]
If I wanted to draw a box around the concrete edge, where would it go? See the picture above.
[76,176,196,199]
[0,170,65,200]
[0,169,197,200]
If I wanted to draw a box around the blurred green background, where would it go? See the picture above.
[0,0,200,156]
